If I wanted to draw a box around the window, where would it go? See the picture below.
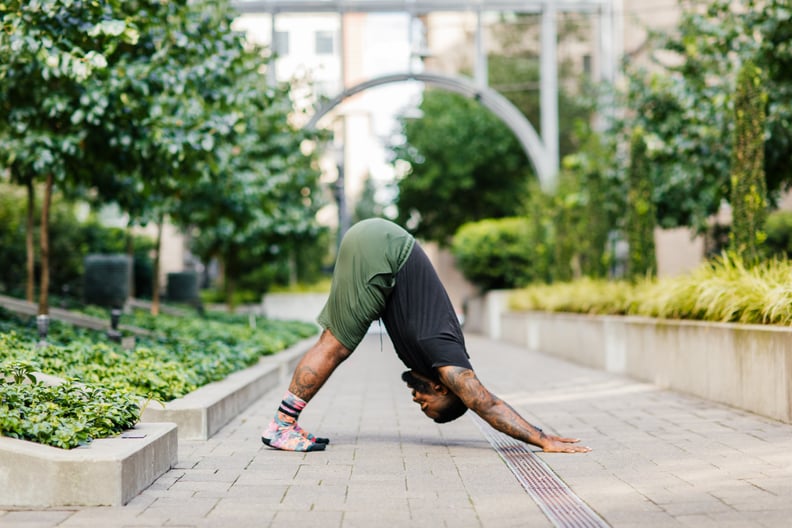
[274,30,289,56]
[315,30,334,55]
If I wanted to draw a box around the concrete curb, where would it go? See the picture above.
[139,335,316,439]
[0,422,177,507]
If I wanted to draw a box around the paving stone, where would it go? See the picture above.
[0,510,76,527]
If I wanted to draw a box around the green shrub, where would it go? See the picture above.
[0,186,28,294]
[199,287,260,305]
[452,217,552,291]
[763,210,792,259]
[268,277,332,294]
[84,254,132,307]
[166,271,199,303]
[0,360,139,449]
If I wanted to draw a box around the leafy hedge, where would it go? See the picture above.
[509,254,792,325]
[452,217,552,291]
[764,210,792,259]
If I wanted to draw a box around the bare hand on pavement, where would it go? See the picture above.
[540,435,592,453]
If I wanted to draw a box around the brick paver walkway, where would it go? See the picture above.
[2,332,792,527]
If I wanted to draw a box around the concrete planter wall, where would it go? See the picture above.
[462,290,512,338]
[499,310,792,424]
[0,422,177,507]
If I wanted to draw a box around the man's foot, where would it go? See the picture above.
[262,419,329,446]
[294,422,330,444]
[261,421,326,452]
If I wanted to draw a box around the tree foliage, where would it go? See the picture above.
[180,83,326,307]
[0,0,326,311]
[0,183,154,299]
[0,0,147,313]
[729,60,767,264]
[392,91,531,245]
[620,0,792,231]
[562,129,620,279]
[392,12,595,246]
[487,13,594,158]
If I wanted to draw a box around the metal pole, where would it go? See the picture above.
[474,9,488,87]
[598,0,615,84]
[267,12,277,86]
[594,0,617,132]
[540,0,559,180]
[339,11,346,89]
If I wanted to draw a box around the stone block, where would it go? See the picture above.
[0,422,176,507]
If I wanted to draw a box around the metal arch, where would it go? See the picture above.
[304,72,557,191]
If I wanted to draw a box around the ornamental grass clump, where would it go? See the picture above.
[508,277,637,315]
[641,254,792,325]
[509,253,792,326]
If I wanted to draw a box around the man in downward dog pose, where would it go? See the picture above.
[262,218,591,454]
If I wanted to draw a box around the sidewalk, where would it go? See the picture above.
[2,333,792,527]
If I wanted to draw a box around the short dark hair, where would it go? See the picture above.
[433,394,468,423]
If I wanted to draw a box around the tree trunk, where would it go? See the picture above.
[38,173,53,315]
[126,226,135,298]
[224,255,236,314]
[289,249,298,286]
[25,177,35,303]
[151,217,164,316]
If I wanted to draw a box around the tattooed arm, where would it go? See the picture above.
[437,365,591,453]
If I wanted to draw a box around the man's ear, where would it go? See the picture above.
[432,382,449,395]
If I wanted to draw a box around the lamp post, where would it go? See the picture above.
[107,307,122,343]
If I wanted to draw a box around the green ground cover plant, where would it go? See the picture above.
[0,361,139,449]
[1,308,316,402]
[509,254,792,326]
[0,307,316,448]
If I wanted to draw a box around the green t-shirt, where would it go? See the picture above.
[318,218,415,351]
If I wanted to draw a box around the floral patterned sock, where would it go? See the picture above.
[261,391,328,451]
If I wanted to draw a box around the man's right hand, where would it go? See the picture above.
[539,435,591,453]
